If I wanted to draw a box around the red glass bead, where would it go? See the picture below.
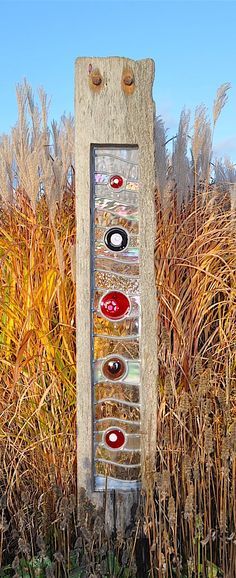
[104,428,126,450]
[110,175,123,189]
[100,291,130,320]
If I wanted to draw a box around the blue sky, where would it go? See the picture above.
[0,0,235,161]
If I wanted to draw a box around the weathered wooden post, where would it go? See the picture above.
[75,57,158,529]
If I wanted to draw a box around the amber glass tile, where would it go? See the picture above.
[94,271,140,294]
[93,337,139,360]
[93,313,139,337]
[125,181,139,192]
[95,401,140,422]
[95,445,140,465]
[94,382,140,404]
[95,462,141,481]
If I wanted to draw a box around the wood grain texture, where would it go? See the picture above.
[75,57,158,528]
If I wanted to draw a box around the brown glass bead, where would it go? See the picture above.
[102,356,127,381]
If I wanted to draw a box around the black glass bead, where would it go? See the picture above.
[104,227,128,252]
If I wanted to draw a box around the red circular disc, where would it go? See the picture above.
[100,291,130,320]
[110,175,123,189]
[104,428,126,450]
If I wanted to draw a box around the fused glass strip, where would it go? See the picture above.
[95,198,139,219]
[92,146,140,491]
[94,211,139,234]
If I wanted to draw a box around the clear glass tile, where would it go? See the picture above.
[95,147,138,162]
[94,149,138,181]
[95,186,138,205]
[94,241,139,261]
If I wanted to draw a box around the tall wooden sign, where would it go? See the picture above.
[75,57,158,527]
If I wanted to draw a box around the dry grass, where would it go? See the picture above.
[0,81,235,576]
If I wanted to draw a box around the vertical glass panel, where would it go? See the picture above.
[92,146,140,490]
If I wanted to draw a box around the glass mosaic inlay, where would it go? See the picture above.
[92,146,141,491]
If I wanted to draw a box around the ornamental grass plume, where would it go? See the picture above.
[213,82,231,127]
